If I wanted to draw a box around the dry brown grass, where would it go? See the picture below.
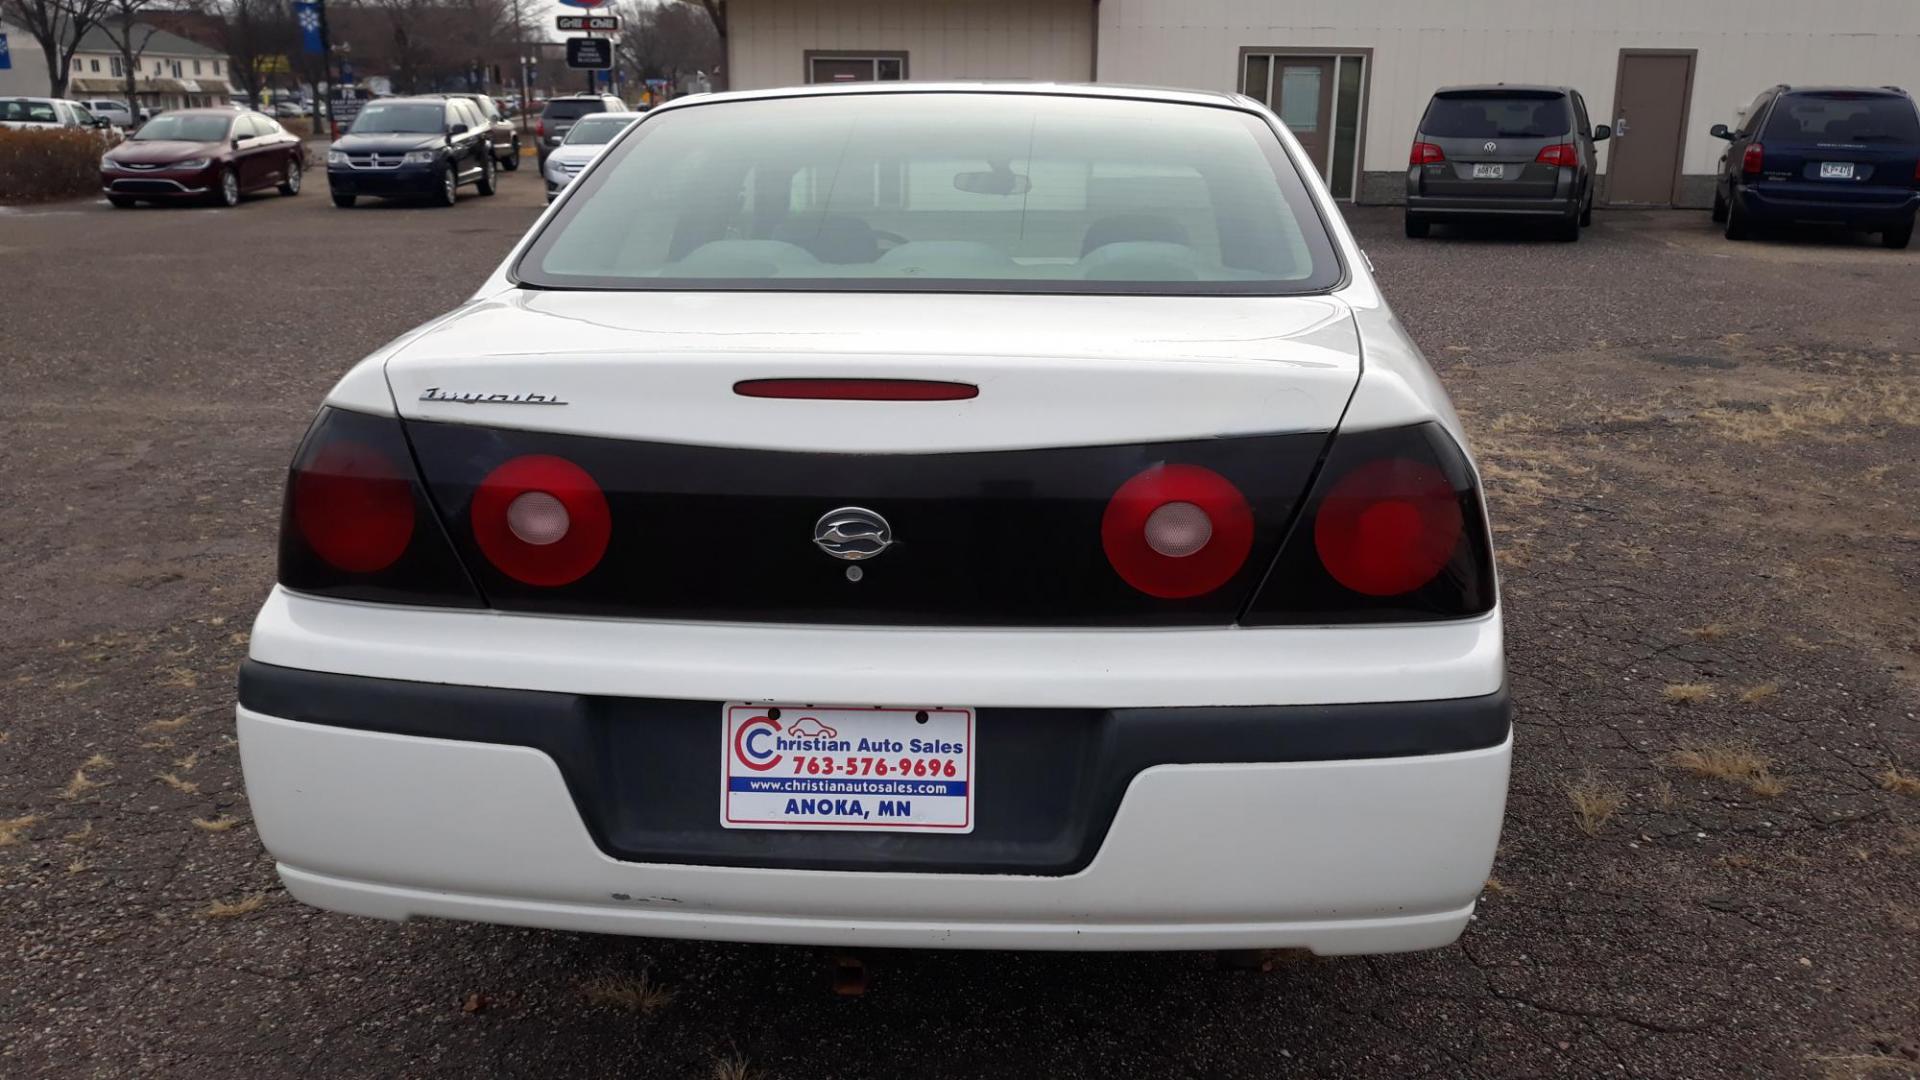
[157,667,199,689]
[1716,853,1761,871]
[156,772,200,795]
[145,715,192,734]
[173,751,200,771]
[1812,1050,1920,1080]
[580,973,675,1015]
[1739,683,1780,705]
[1698,382,1920,444]
[192,815,241,833]
[1565,772,1627,836]
[63,821,95,844]
[1483,876,1508,894]
[1878,767,1920,798]
[1652,778,1677,810]
[67,859,89,874]
[1685,623,1730,641]
[710,1053,759,1080]
[0,815,42,847]
[1667,744,1787,796]
[60,768,105,800]
[203,893,267,919]
[1663,683,1715,704]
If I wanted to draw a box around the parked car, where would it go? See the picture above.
[99,108,304,208]
[1712,85,1919,249]
[542,110,640,202]
[240,83,1509,957]
[80,99,138,128]
[0,96,112,132]
[429,91,521,170]
[273,100,311,119]
[1404,84,1609,241]
[326,96,497,207]
[536,92,624,170]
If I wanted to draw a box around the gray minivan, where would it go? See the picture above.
[1405,85,1609,241]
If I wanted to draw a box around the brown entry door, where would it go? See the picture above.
[1607,51,1695,206]
[1271,59,1336,171]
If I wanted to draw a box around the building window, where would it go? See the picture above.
[111,56,123,76]
[90,58,100,72]
[72,58,82,71]
[213,60,222,75]
[805,51,907,84]
[170,60,182,77]
[193,60,202,75]
[154,60,162,74]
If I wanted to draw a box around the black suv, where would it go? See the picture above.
[430,92,521,171]
[1405,85,1609,241]
[1711,85,1919,248]
[327,96,499,208]
[537,93,626,170]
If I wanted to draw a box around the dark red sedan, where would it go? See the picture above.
[100,108,305,208]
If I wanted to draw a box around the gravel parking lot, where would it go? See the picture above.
[3,175,1917,1079]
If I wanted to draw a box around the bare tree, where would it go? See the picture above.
[1,0,116,96]
[95,0,159,117]
[614,0,719,92]
[206,0,294,104]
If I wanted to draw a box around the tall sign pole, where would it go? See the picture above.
[316,0,338,139]
[514,0,529,133]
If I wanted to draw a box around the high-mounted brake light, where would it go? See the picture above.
[1101,464,1254,599]
[734,378,979,402]
[1743,142,1765,174]
[1410,141,1446,165]
[292,440,415,573]
[471,454,610,586]
[1535,143,1578,168]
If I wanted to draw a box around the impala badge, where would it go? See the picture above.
[813,507,892,562]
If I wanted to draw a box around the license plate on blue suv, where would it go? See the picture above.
[721,704,975,833]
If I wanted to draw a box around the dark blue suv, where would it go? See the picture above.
[1711,86,1920,248]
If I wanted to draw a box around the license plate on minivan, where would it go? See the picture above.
[721,704,975,833]
[1472,164,1505,180]
[1820,162,1855,180]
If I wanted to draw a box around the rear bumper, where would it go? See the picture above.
[240,708,1510,953]
[1405,193,1577,218]
[1737,185,1920,227]
[235,589,1510,952]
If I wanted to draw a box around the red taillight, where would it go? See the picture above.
[471,454,611,586]
[734,378,979,401]
[536,118,545,137]
[1312,459,1463,598]
[1535,143,1577,168]
[1101,465,1254,599]
[1410,141,1445,165]
[1743,142,1765,174]
[292,440,415,573]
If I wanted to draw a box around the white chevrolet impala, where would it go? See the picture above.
[238,83,1509,955]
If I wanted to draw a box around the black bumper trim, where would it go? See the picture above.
[238,659,1510,876]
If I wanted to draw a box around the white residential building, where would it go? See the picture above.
[721,0,1920,207]
[65,23,231,115]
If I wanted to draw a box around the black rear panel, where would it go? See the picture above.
[403,420,1330,626]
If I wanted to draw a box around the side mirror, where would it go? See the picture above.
[449,122,468,136]
[1709,123,1733,140]
[232,136,243,149]
[1591,124,1610,142]
[94,117,110,128]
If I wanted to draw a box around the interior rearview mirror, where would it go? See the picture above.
[953,168,1030,197]
[1591,124,1611,142]
[1709,123,1733,140]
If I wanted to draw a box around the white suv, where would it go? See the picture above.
[238,83,1509,956]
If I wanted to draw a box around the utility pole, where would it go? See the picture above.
[316,0,338,139]
[513,0,529,133]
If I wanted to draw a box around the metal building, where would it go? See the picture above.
[722,0,1920,207]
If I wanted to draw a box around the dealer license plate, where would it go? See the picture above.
[1472,163,1505,179]
[1819,162,1855,180]
[721,704,975,833]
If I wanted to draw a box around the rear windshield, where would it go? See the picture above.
[1421,92,1571,139]
[544,100,607,122]
[132,114,231,141]
[1764,93,1920,144]
[517,93,1342,295]
[563,115,635,145]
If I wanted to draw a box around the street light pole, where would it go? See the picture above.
[316,0,339,139]
[514,0,530,134]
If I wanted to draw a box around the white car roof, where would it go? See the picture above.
[646,81,1250,118]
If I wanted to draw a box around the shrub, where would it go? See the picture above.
[0,127,118,203]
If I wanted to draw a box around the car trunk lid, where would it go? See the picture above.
[1416,89,1570,199]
